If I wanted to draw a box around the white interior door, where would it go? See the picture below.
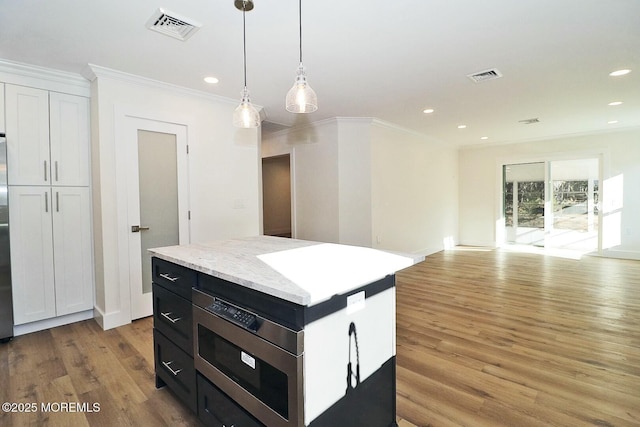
[126,118,189,320]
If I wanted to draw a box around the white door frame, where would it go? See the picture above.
[121,114,190,320]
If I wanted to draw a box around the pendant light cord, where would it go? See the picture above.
[242,3,248,87]
[298,0,303,64]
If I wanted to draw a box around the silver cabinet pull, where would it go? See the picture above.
[159,273,179,282]
[160,312,181,323]
[56,191,59,212]
[55,161,59,181]
[44,160,48,182]
[44,191,48,213]
[131,225,150,232]
[161,361,182,376]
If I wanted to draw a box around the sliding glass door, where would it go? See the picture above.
[503,158,599,253]
[548,159,599,251]
[504,162,545,246]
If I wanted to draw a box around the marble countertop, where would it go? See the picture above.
[149,236,422,306]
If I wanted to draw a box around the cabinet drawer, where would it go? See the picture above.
[154,329,196,413]
[152,257,197,300]
[153,283,193,356]
[197,373,264,427]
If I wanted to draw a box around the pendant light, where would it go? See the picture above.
[285,0,317,113]
[233,0,261,128]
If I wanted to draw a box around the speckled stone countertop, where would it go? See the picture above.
[149,235,422,306]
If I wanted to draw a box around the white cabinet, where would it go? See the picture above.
[5,81,93,327]
[5,85,89,186]
[9,187,56,324]
[5,85,50,186]
[49,92,90,186]
[9,186,93,324]
[0,83,5,133]
[52,187,93,316]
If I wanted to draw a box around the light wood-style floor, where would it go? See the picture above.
[0,315,201,426]
[395,248,640,427]
[0,248,638,426]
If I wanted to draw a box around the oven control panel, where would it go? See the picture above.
[207,299,258,331]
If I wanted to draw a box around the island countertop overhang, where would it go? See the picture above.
[149,235,422,307]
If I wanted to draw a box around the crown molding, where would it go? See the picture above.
[370,118,445,143]
[460,124,640,150]
[0,58,90,96]
[84,64,263,115]
[264,116,443,144]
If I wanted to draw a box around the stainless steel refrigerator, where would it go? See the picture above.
[0,132,13,342]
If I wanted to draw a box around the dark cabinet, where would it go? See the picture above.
[154,329,197,412]
[197,373,264,427]
[153,283,193,356]
[152,257,197,300]
[152,257,197,412]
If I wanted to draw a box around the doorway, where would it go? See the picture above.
[504,162,546,246]
[502,158,599,253]
[262,155,292,237]
[547,158,599,251]
[125,118,190,320]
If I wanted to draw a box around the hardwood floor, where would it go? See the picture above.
[395,248,640,427]
[0,316,201,427]
[0,247,637,426]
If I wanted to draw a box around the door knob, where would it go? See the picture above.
[131,225,150,233]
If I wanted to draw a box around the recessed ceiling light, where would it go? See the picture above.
[608,120,619,124]
[423,108,434,114]
[457,125,467,129]
[480,136,489,140]
[609,69,631,77]
[608,101,623,106]
[204,76,219,84]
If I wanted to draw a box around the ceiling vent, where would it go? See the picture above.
[467,68,503,83]
[146,8,202,41]
[519,118,540,125]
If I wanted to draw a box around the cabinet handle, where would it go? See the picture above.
[44,160,48,182]
[44,191,48,213]
[56,191,59,212]
[159,273,179,282]
[55,161,59,182]
[160,312,182,324]
[161,361,182,376]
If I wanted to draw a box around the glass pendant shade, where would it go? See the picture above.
[233,87,261,128]
[286,64,318,113]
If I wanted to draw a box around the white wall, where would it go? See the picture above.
[262,118,459,255]
[262,119,340,243]
[337,119,373,247]
[371,122,459,255]
[459,129,640,259]
[87,66,261,329]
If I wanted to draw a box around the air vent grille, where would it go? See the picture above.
[146,8,201,41]
[519,118,540,125]
[467,68,503,83]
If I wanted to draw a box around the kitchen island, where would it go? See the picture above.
[149,235,421,427]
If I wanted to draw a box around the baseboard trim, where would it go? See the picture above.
[93,306,132,331]
[13,309,95,336]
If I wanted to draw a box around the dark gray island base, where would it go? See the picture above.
[150,236,418,427]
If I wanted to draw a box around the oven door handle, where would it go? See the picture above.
[160,311,182,324]
[162,360,183,376]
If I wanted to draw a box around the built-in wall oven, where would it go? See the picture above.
[193,283,304,427]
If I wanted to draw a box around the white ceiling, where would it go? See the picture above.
[1,0,638,146]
